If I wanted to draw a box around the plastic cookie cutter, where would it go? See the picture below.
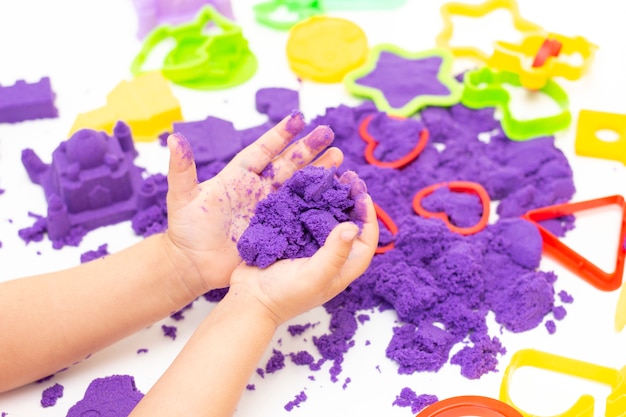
[321,0,406,10]
[69,72,182,142]
[461,67,571,141]
[374,202,398,254]
[522,195,626,292]
[286,15,369,83]
[416,395,523,417]
[412,181,491,236]
[343,44,464,117]
[500,349,626,417]
[358,113,429,169]
[131,5,257,90]
[253,0,323,30]
[436,0,543,63]
[131,0,235,39]
[488,32,598,90]
[575,109,626,166]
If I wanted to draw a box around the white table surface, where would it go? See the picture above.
[1,0,626,416]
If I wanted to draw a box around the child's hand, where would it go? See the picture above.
[228,191,378,326]
[162,112,343,296]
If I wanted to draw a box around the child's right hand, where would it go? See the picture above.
[161,111,344,297]
[227,190,378,327]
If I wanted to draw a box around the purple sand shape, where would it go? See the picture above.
[356,53,450,108]
[66,375,144,417]
[132,0,235,39]
[0,77,58,123]
[20,122,167,247]
[256,87,300,122]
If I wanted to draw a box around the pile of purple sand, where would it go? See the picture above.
[17,86,578,391]
[237,165,367,268]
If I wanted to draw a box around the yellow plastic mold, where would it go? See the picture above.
[575,109,626,166]
[69,72,182,142]
[286,15,368,83]
[489,32,598,90]
[436,0,542,63]
[500,349,626,417]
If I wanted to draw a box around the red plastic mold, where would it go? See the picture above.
[358,113,429,169]
[416,395,523,417]
[374,202,398,254]
[412,181,491,235]
[522,195,626,291]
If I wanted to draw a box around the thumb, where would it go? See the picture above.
[307,222,359,284]
[167,133,199,204]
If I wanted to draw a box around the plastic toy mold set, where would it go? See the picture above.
[131,5,257,90]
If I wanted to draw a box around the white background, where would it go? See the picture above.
[1,0,626,416]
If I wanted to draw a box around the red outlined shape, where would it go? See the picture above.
[359,113,429,169]
[374,202,398,254]
[416,395,523,417]
[412,181,491,235]
[522,195,626,291]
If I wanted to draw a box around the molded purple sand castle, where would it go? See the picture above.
[66,375,144,417]
[0,77,58,123]
[20,121,167,247]
[237,166,367,268]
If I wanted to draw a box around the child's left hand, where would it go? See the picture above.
[162,111,343,296]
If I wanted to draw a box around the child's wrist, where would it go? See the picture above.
[157,233,210,304]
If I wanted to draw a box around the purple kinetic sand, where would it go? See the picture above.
[356,52,450,108]
[393,388,438,414]
[284,391,307,411]
[256,87,300,122]
[162,324,177,340]
[66,375,144,417]
[80,244,109,263]
[41,383,64,407]
[237,165,367,268]
[20,122,166,248]
[0,77,58,123]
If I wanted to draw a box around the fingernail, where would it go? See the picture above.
[170,132,193,161]
[285,110,305,134]
[304,125,334,149]
[340,225,358,242]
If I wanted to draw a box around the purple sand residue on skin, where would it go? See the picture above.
[285,110,305,135]
[41,383,64,407]
[303,125,334,150]
[170,132,194,162]
[237,166,366,268]
[66,375,144,417]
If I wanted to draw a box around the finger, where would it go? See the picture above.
[331,195,379,285]
[166,133,199,205]
[306,222,361,287]
[270,125,335,183]
[310,147,344,170]
[231,110,306,174]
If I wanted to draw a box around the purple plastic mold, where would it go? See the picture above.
[132,0,235,39]
[21,121,166,243]
[0,77,58,123]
